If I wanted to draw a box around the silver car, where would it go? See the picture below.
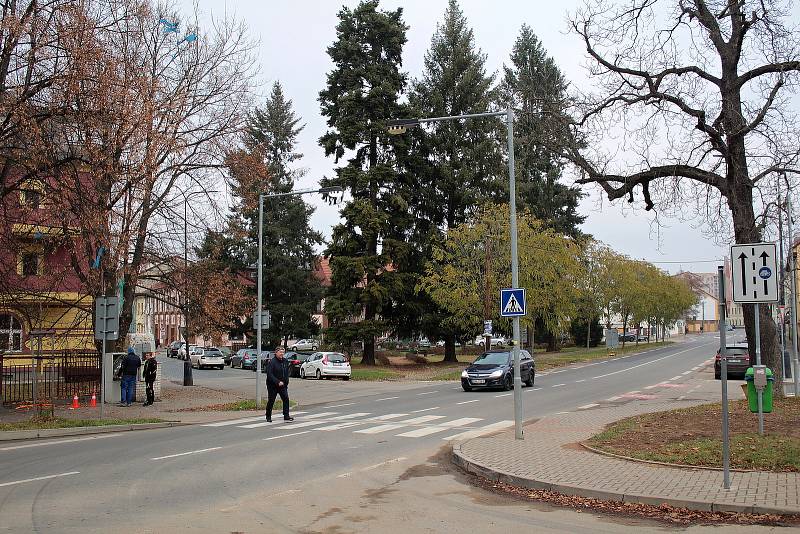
[289,339,319,351]
[190,347,225,370]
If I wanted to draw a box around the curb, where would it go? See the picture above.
[0,421,188,442]
[451,442,800,516]
[578,442,759,473]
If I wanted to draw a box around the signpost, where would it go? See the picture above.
[500,288,526,439]
[730,243,778,436]
[94,297,119,418]
[717,266,731,489]
[253,309,271,405]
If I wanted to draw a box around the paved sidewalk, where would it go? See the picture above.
[452,376,800,515]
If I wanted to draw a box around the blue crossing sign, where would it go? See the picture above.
[500,288,526,317]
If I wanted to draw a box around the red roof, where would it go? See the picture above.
[314,257,332,287]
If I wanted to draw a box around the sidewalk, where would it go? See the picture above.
[452,375,800,515]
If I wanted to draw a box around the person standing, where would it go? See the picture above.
[142,352,157,406]
[265,346,293,422]
[118,347,141,407]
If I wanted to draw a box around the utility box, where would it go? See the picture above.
[745,366,774,413]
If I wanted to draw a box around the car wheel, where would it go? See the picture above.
[503,374,513,391]
[462,385,472,392]
[316,369,321,380]
[300,368,306,379]
[343,376,350,381]
[525,373,534,387]
[312,346,318,351]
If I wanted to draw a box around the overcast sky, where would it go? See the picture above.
[182,0,796,275]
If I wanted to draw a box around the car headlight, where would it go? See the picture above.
[489,369,504,378]
[461,370,469,378]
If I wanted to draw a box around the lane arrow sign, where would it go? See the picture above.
[738,252,747,296]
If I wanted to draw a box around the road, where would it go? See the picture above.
[2,334,768,533]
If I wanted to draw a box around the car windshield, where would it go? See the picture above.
[473,352,510,365]
[327,353,346,362]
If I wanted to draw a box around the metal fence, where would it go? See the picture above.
[0,350,101,405]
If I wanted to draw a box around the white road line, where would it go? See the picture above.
[241,410,329,428]
[396,417,484,438]
[643,385,659,390]
[263,431,311,441]
[416,391,437,396]
[217,412,310,429]
[442,420,514,441]
[0,433,122,451]
[669,375,682,381]
[301,412,339,419]
[411,406,440,413]
[360,457,408,471]
[368,413,408,421]
[152,447,222,461]
[457,399,480,405]
[354,423,406,434]
[626,390,640,395]
[276,420,329,430]
[574,379,586,383]
[375,396,400,402]
[590,344,710,380]
[577,403,600,410]
[552,383,565,388]
[315,421,364,431]
[606,396,621,401]
[328,412,371,421]
[0,471,80,488]
[327,403,356,408]
[203,415,269,427]
[528,387,542,391]
[682,370,692,375]
[550,370,566,374]
[495,393,512,397]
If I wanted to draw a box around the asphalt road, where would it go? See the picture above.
[2,334,764,533]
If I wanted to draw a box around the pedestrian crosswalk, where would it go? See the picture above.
[202,410,512,441]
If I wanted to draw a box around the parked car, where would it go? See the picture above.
[472,336,508,347]
[168,341,183,358]
[189,347,225,370]
[417,338,431,348]
[231,348,259,370]
[218,347,233,365]
[619,332,636,342]
[289,339,319,351]
[178,344,196,360]
[300,352,351,380]
[286,351,309,377]
[257,351,275,372]
[461,349,535,392]
[636,334,649,342]
[714,345,750,379]
[435,340,461,347]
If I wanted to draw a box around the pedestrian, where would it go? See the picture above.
[142,352,157,406]
[265,346,293,422]
[118,347,141,407]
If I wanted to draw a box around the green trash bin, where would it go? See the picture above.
[744,367,774,413]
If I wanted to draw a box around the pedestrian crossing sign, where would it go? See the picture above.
[500,288,526,317]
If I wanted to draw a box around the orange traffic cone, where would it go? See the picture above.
[71,394,79,409]
[89,392,97,407]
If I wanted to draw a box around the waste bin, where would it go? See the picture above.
[744,367,774,413]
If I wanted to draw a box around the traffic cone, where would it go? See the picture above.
[71,394,79,409]
[89,392,97,407]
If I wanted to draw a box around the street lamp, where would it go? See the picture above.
[388,108,525,440]
[180,189,218,386]
[254,185,343,405]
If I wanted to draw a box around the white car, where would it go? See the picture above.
[473,336,507,347]
[189,347,225,370]
[289,339,319,351]
[300,352,351,380]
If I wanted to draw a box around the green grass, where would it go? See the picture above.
[536,341,673,371]
[350,368,401,381]
[430,369,464,381]
[0,416,164,431]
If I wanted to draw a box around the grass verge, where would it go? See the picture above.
[177,399,297,411]
[536,341,673,371]
[350,368,402,381]
[0,416,164,431]
[587,397,800,472]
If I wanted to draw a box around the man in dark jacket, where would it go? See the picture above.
[265,346,293,422]
[118,347,141,407]
[142,353,157,406]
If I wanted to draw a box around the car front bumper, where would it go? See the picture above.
[462,376,504,388]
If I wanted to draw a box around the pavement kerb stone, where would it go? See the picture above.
[451,443,553,491]
[579,442,758,473]
[0,421,187,442]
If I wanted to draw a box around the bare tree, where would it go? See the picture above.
[563,0,800,383]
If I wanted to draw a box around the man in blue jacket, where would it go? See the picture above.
[117,347,141,407]
[265,346,293,422]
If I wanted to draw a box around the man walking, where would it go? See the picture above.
[142,352,157,406]
[118,347,141,407]
[265,346,293,422]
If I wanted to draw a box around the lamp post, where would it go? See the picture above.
[388,108,525,440]
[255,185,342,405]
[180,189,218,386]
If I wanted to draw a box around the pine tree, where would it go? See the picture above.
[501,24,585,237]
[318,0,409,365]
[405,0,503,361]
[225,81,323,347]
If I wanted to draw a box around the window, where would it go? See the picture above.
[0,314,23,352]
[20,253,40,276]
[19,181,44,209]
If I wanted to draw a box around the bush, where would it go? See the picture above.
[570,317,603,347]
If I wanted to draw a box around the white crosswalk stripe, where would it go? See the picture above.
[203,416,270,427]
[395,417,483,438]
[354,415,445,435]
[229,412,310,429]
[367,413,409,421]
[442,420,514,441]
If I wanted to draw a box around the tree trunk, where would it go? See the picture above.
[586,318,591,349]
[443,334,457,363]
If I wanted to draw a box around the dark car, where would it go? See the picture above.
[461,350,535,392]
[715,345,750,379]
[288,352,311,377]
[168,341,182,358]
[231,348,259,370]
[619,332,636,342]
[219,347,233,365]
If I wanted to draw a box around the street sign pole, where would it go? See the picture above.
[789,198,800,397]
[717,265,730,489]
[754,303,764,435]
[256,193,264,407]
[506,108,523,441]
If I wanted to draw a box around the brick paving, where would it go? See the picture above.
[453,376,800,515]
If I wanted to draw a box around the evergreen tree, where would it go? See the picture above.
[405,0,503,361]
[318,0,409,365]
[225,81,323,347]
[501,24,585,237]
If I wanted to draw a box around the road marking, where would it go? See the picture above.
[368,413,408,421]
[669,375,682,381]
[626,390,640,395]
[577,403,599,410]
[0,471,80,488]
[396,418,483,438]
[554,411,569,414]
[263,431,312,441]
[643,385,659,390]
[360,457,408,471]
[411,406,440,413]
[528,387,542,391]
[301,412,339,419]
[677,395,686,400]
[457,399,480,405]
[442,420,514,441]
[0,433,122,451]
[328,412,371,420]
[552,383,565,388]
[203,415,269,427]
[416,391,437,396]
[574,379,586,383]
[606,396,621,401]
[495,393,512,397]
[315,421,364,431]
[276,420,330,430]
[354,415,445,435]
[682,371,692,375]
[240,411,318,428]
[328,402,356,408]
[152,447,222,461]
[590,344,711,380]
[375,396,400,402]
[550,369,566,373]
